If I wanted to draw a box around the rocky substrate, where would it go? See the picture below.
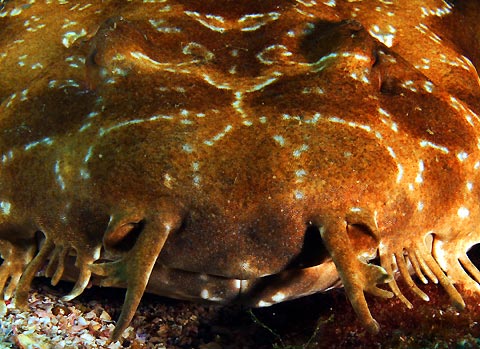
[0,278,479,349]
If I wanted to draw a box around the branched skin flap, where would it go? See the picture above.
[0,0,480,342]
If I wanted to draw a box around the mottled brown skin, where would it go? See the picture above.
[0,0,480,342]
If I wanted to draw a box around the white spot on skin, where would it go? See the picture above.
[2,150,14,163]
[182,42,214,62]
[350,71,370,84]
[247,77,279,92]
[99,119,145,136]
[80,168,90,179]
[182,144,193,153]
[295,169,307,183]
[5,93,16,108]
[130,51,193,70]
[62,19,78,29]
[369,25,395,47]
[396,164,404,183]
[294,190,304,199]
[467,182,473,192]
[203,125,233,146]
[378,107,398,132]
[457,207,470,219]
[439,55,471,71]
[419,140,449,154]
[202,73,231,90]
[378,108,391,117]
[328,117,372,133]
[184,11,226,33]
[415,57,431,70]
[54,160,66,191]
[303,52,338,72]
[428,32,442,44]
[305,113,322,124]
[293,144,309,158]
[0,201,11,215]
[272,292,286,302]
[417,201,424,211]
[200,289,209,299]
[24,137,54,151]
[31,62,43,70]
[10,7,23,16]
[457,152,468,162]
[193,175,201,186]
[18,53,27,67]
[328,116,347,124]
[302,87,324,95]
[287,30,296,37]
[354,53,371,61]
[232,92,247,118]
[87,111,99,118]
[386,146,396,159]
[423,81,434,93]
[48,79,80,89]
[415,160,424,183]
[164,173,173,189]
[84,146,93,163]
[149,19,182,33]
[238,12,280,32]
[79,123,91,132]
[273,135,285,147]
[150,114,174,121]
[62,29,87,48]
[256,44,292,65]
[402,80,418,92]
[60,214,68,224]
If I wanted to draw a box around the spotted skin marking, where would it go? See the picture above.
[0,0,480,342]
